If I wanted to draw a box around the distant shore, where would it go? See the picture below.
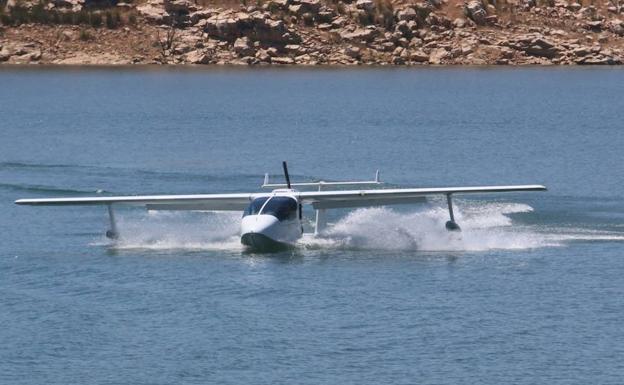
[1,0,623,66]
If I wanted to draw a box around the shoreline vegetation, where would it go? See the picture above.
[1,0,623,66]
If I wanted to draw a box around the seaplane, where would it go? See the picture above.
[14,162,547,251]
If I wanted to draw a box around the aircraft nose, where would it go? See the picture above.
[241,214,279,235]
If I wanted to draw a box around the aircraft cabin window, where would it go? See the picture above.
[261,197,298,221]
[243,197,269,217]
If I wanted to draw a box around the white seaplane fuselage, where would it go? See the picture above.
[240,189,303,250]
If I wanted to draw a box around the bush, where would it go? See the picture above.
[90,12,102,27]
[61,11,74,24]
[79,28,93,40]
[0,9,9,26]
[105,10,114,28]
[9,5,29,25]
[75,10,89,24]
[128,12,137,24]
[30,2,50,24]
[50,10,60,24]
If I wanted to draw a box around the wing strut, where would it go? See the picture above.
[314,182,327,236]
[445,194,461,231]
[106,204,119,239]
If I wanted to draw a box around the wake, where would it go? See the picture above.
[98,201,624,252]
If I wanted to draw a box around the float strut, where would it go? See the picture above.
[106,204,119,239]
[445,193,461,232]
[314,181,327,236]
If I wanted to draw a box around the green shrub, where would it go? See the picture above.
[105,10,114,28]
[90,12,102,27]
[75,10,89,24]
[30,2,50,23]
[10,5,29,25]
[0,9,9,26]
[79,28,93,40]
[128,12,137,24]
[61,11,74,24]
[50,10,60,24]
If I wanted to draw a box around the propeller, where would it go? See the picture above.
[282,161,292,189]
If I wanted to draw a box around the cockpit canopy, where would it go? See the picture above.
[243,196,298,221]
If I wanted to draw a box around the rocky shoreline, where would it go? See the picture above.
[1,0,624,65]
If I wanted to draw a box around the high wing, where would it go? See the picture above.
[14,193,265,211]
[297,185,547,209]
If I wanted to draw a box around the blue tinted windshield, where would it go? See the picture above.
[243,197,269,217]
[262,197,298,221]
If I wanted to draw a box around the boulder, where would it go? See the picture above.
[52,0,84,11]
[137,1,171,24]
[0,47,11,62]
[266,0,290,10]
[608,20,624,36]
[185,49,211,64]
[164,0,195,14]
[340,27,378,42]
[189,9,215,25]
[271,56,295,64]
[410,49,429,62]
[344,45,361,58]
[464,0,487,25]
[233,37,255,56]
[505,34,562,59]
[255,49,272,62]
[356,0,375,12]
[453,18,467,28]
[396,7,418,21]
[292,0,321,14]
[429,47,450,64]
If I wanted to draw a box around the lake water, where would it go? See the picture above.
[1,67,623,384]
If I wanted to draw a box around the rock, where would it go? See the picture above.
[382,41,396,51]
[52,0,84,12]
[576,55,621,65]
[266,0,290,10]
[608,20,624,36]
[185,49,211,64]
[189,9,215,25]
[271,56,295,64]
[356,0,375,12]
[137,1,171,24]
[429,47,450,64]
[584,20,603,32]
[61,30,76,41]
[292,0,321,14]
[164,0,195,13]
[395,20,413,38]
[572,46,592,57]
[410,50,429,62]
[505,34,562,59]
[233,37,255,56]
[453,18,467,28]
[397,7,418,21]
[485,15,498,24]
[0,47,11,62]
[340,27,378,42]
[284,44,302,54]
[464,0,487,26]
[255,49,272,62]
[566,2,581,11]
[53,52,131,65]
[344,46,361,58]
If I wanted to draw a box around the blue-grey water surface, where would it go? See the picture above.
[1,67,623,384]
